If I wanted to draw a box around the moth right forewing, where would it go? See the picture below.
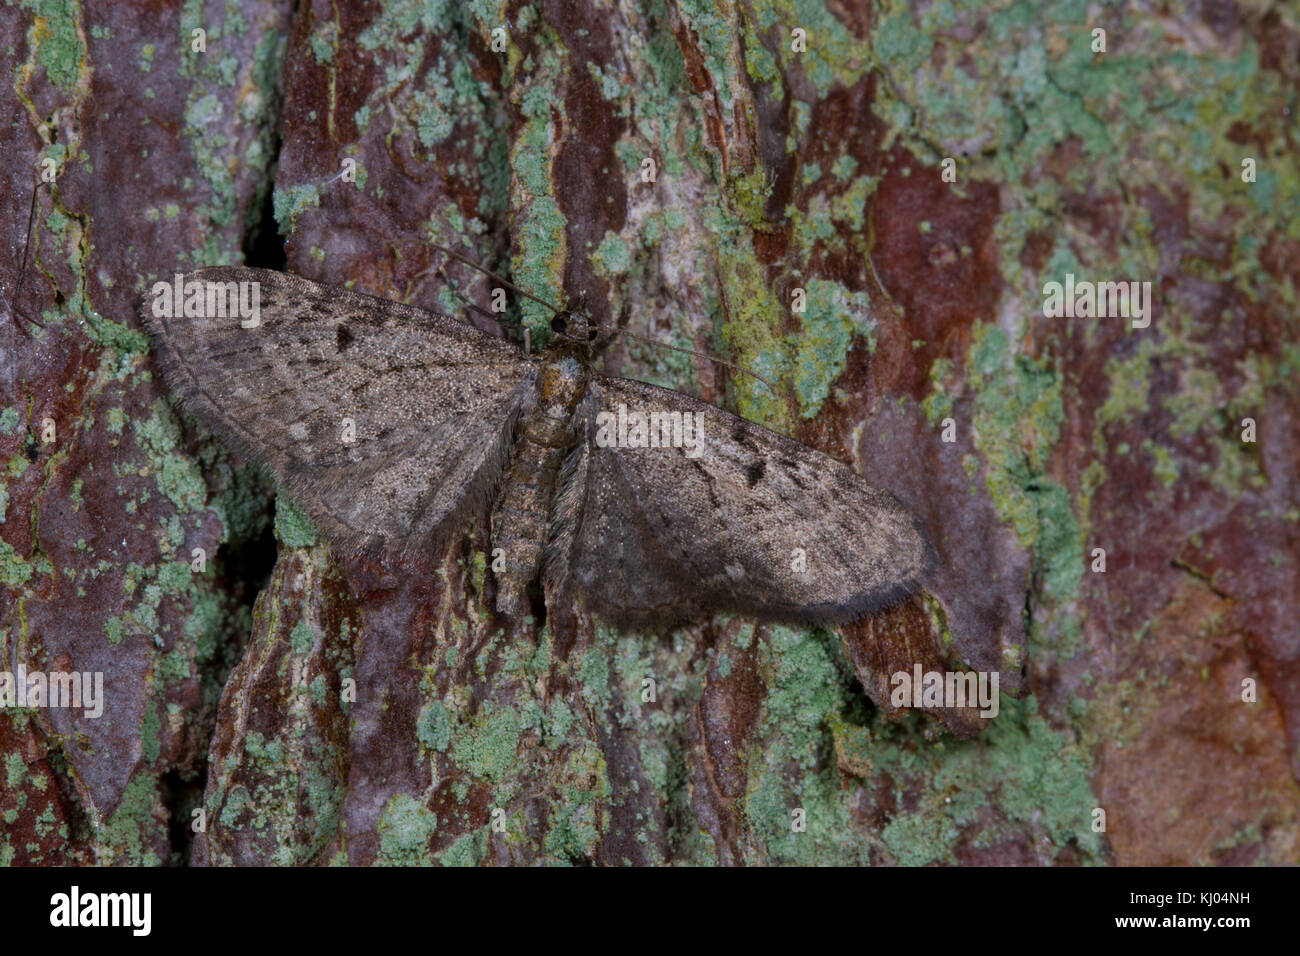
[141,267,537,554]
[561,375,932,623]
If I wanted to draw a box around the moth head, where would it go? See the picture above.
[548,292,602,354]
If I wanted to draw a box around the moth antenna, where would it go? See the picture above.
[7,180,47,333]
[432,243,773,391]
[613,327,776,394]
[429,242,563,316]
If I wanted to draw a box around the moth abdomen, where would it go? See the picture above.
[490,349,589,617]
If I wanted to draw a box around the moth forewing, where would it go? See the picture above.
[140,267,536,558]
[549,374,934,624]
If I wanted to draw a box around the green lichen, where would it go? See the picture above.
[132,402,208,514]
[376,793,438,866]
[97,773,164,866]
[272,183,322,236]
[4,752,26,788]
[273,494,318,549]
[309,674,328,705]
[542,742,610,863]
[1143,439,1180,489]
[744,626,866,865]
[211,462,272,546]
[728,167,774,232]
[672,0,742,112]
[790,278,875,419]
[591,232,631,277]
[416,699,453,753]
[158,648,191,685]
[289,619,317,655]
[967,322,1081,602]
[308,21,337,64]
[184,591,225,664]
[451,701,521,782]
[748,0,870,96]
[438,828,488,866]
[0,540,36,587]
[103,615,124,646]
[712,240,788,427]
[23,0,86,91]
[511,82,569,340]
[75,295,151,356]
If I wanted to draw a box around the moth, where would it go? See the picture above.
[140,266,934,623]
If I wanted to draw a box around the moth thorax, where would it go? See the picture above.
[537,355,588,410]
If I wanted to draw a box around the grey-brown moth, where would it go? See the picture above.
[140,267,934,623]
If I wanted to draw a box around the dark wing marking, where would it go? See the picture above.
[141,267,535,555]
[548,375,934,623]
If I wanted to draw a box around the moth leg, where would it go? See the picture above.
[435,268,508,331]
[459,297,500,327]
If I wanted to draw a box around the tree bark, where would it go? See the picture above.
[2,1,1297,865]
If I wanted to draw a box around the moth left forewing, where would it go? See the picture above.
[551,375,933,623]
[142,266,537,556]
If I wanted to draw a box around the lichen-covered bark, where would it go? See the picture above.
[3,1,1297,865]
[1,0,292,863]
